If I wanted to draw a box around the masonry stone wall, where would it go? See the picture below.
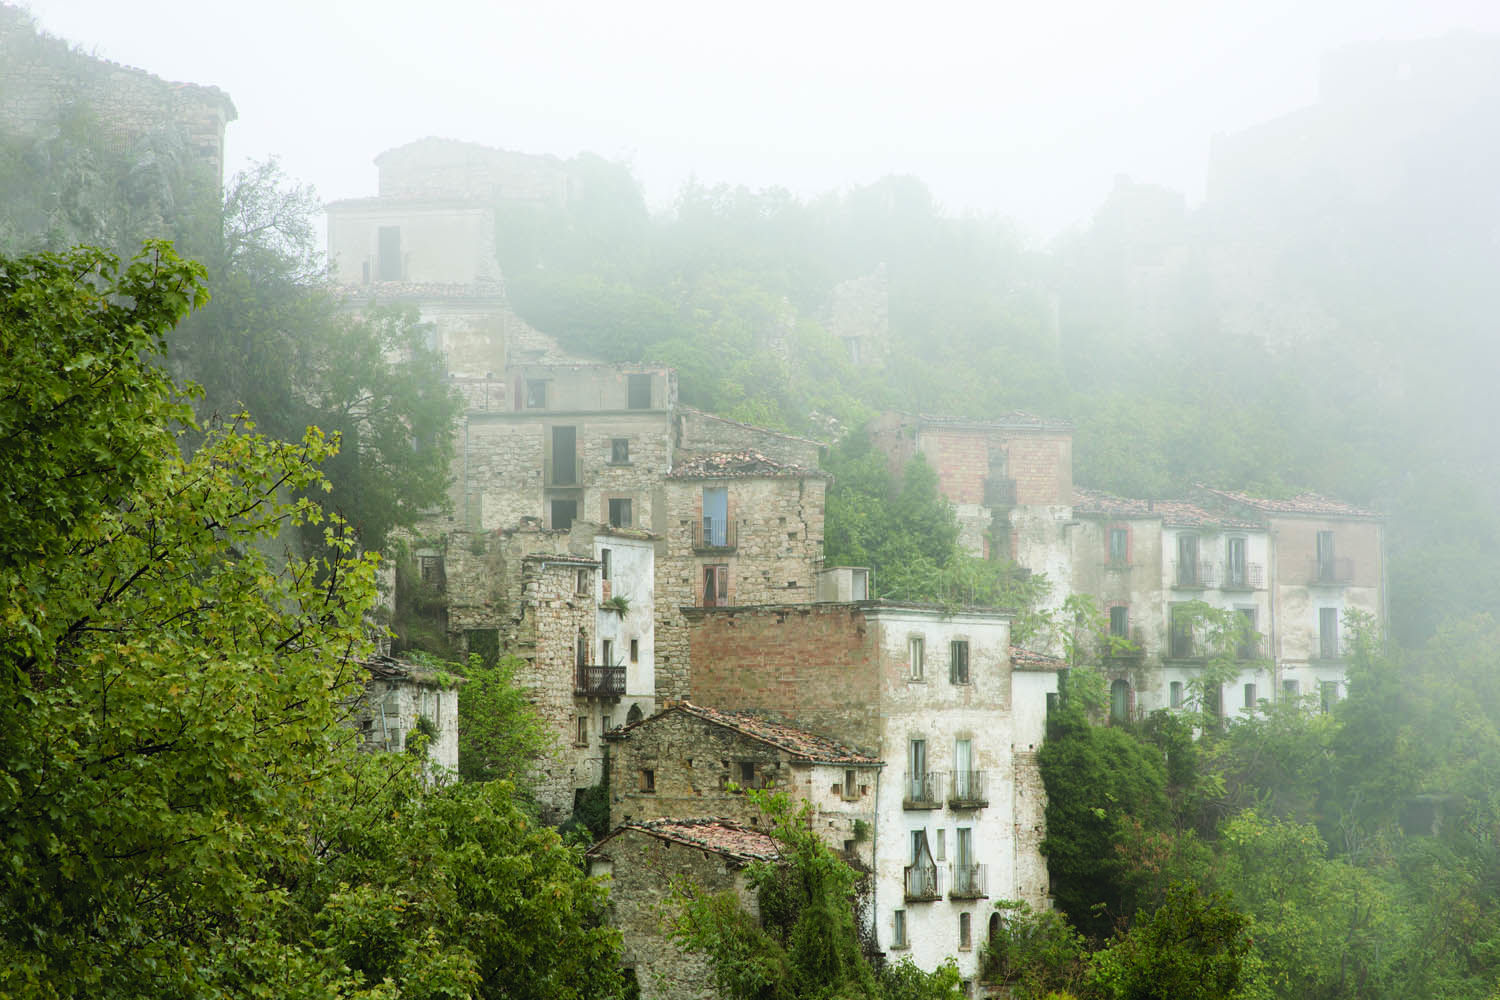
[827,264,889,369]
[348,673,461,776]
[0,8,234,186]
[656,476,827,702]
[591,832,756,1000]
[376,137,571,205]
[675,409,822,467]
[686,604,882,753]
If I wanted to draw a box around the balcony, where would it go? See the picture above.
[983,476,1017,508]
[693,518,738,552]
[949,863,988,899]
[904,862,942,902]
[575,663,626,697]
[904,771,944,810]
[948,770,989,809]
[1172,560,1215,589]
[1311,557,1354,586]
[1220,562,1265,591]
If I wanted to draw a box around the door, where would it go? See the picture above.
[954,739,973,799]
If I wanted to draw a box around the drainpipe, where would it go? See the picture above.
[1267,524,1279,693]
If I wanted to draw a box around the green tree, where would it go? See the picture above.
[456,653,555,785]
[980,899,1088,999]
[1088,883,1254,1000]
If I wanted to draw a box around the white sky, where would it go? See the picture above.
[19,0,1500,239]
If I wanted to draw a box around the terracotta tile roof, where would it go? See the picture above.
[1073,488,1262,530]
[1198,487,1382,519]
[1009,646,1067,671]
[608,702,882,766]
[591,820,781,864]
[668,450,828,480]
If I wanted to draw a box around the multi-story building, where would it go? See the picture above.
[679,587,1061,984]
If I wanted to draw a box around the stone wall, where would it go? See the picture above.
[347,666,462,776]
[675,408,822,467]
[656,476,827,702]
[375,137,571,205]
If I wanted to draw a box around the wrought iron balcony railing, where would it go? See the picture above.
[904,862,942,901]
[904,771,944,810]
[948,770,989,809]
[575,663,626,697]
[949,863,988,899]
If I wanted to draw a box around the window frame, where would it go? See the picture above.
[949,639,970,685]
[908,634,925,681]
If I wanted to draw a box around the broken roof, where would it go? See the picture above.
[360,655,465,687]
[589,819,781,864]
[1198,486,1383,519]
[668,450,828,480]
[607,702,882,766]
[1009,646,1067,671]
[1073,488,1262,530]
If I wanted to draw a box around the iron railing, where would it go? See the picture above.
[904,771,944,809]
[575,664,626,697]
[694,518,737,550]
[950,863,988,899]
[904,863,942,901]
[948,770,989,808]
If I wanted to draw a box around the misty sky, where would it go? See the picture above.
[19,0,1500,239]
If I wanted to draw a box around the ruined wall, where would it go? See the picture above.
[591,831,756,1000]
[827,264,889,369]
[656,476,827,702]
[0,8,234,185]
[325,200,499,285]
[685,604,882,753]
[376,137,571,205]
[348,674,461,776]
[675,408,822,467]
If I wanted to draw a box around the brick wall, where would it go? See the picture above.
[685,604,882,753]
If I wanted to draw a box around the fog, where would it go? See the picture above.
[23,0,1500,237]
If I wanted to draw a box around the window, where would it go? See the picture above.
[602,714,612,733]
[575,568,590,594]
[702,487,728,546]
[576,716,589,746]
[610,438,630,464]
[1110,679,1131,723]
[1109,525,1130,565]
[909,635,925,680]
[1319,607,1339,659]
[892,910,908,949]
[851,568,869,600]
[639,768,655,792]
[1170,605,1195,658]
[909,739,928,800]
[1177,534,1201,585]
[739,762,756,788]
[550,426,576,483]
[1170,681,1183,709]
[956,827,973,869]
[843,769,857,799]
[630,638,639,663]
[526,380,548,409]
[1109,605,1129,640]
[465,628,500,668]
[419,554,445,590]
[1320,680,1339,713]
[600,548,611,580]
[601,639,614,666]
[627,373,653,409]
[1316,530,1336,582]
[959,912,972,950]
[1237,607,1259,659]
[1244,683,1257,709]
[1227,536,1248,586]
[935,829,946,862]
[954,739,974,799]
[1283,679,1300,698]
[377,225,401,280]
[703,564,728,607]
[949,640,970,685]
[608,497,633,528]
[550,498,578,532]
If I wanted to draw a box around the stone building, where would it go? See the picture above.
[682,596,1060,983]
[587,820,779,1000]
[349,656,462,776]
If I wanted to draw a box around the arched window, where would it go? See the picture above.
[626,703,644,725]
[1110,679,1131,723]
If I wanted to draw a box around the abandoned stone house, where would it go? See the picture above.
[349,656,462,775]
[587,820,780,1000]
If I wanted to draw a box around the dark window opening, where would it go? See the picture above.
[1237,607,1259,659]
[1319,607,1339,659]
[630,638,639,663]
[551,426,576,484]
[611,438,630,463]
[1177,533,1201,586]
[609,497,633,528]
[465,628,500,668]
[639,769,655,792]
[600,548,611,580]
[527,380,549,409]
[1109,526,1129,565]
[550,499,577,532]
[627,373,653,409]
[703,564,728,607]
[1109,605,1129,639]
[949,640,970,685]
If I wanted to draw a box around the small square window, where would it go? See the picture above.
[611,438,630,463]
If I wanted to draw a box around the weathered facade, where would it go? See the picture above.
[349,656,462,776]
[587,821,779,1000]
[683,600,1060,981]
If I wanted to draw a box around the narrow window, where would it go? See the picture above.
[935,829,946,861]
[1170,680,1183,709]
[1227,536,1247,586]
[1109,525,1129,565]
[909,635,925,679]
[1110,678,1130,723]
[703,565,728,607]
[844,769,857,799]
[600,548,611,581]
[608,497,633,528]
[576,716,589,745]
[1320,681,1339,713]
[893,910,907,949]
[611,437,630,463]
[629,638,639,663]
[1283,678,1300,698]
[601,714,612,733]
[1109,605,1129,640]
[909,739,927,800]
[639,768,655,792]
[1319,607,1339,659]
[954,738,973,799]
[419,554,446,590]
[1237,607,1258,659]
[527,380,549,409]
[575,568,589,594]
[959,912,972,950]
[949,640,970,685]
[739,762,756,787]
[1170,605,1194,658]
[851,568,869,600]
[702,486,728,546]
[1177,533,1200,585]
[601,639,614,666]
[1316,530,1336,582]
[1244,683,1257,709]
[377,225,402,280]
[550,425,576,483]
[627,373,653,409]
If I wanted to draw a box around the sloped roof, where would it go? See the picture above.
[913,411,1073,432]
[360,655,464,687]
[1009,646,1067,671]
[668,450,828,480]
[589,819,781,864]
[1073,488,1261,530]
[679,407,825,448]
[1198,486,1382,519]
[1073,487,1154,517]
[607,702,881,766]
